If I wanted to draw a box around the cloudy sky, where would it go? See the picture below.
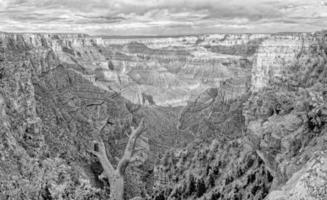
[0,0,326,36]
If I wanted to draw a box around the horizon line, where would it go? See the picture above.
[0,30,324,38]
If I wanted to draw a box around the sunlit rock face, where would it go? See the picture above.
[251,33,316,91]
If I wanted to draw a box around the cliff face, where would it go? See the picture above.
[251,33,315,91]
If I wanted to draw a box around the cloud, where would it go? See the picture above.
[0,0,326,35]
[0,0,8,11]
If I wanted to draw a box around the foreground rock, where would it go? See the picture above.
[266,151,327,200]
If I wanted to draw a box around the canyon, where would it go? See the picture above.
[0,31,326,200]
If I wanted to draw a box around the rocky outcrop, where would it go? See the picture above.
[251,33,316,91]
[265,151,327,200]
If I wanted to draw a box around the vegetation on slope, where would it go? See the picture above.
[152,139,273,200]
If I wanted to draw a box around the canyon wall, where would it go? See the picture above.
[1,32,316,107]
[102,33,320,107]
[251,33,316,91]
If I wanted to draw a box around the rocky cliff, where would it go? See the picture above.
[251,33,317,91]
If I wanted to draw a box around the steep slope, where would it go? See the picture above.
[0,33,183,199]
[177,88,247,139]
[153,139,273,200]
[0,36,111,199]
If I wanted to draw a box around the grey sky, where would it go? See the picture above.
[0,0,326,35]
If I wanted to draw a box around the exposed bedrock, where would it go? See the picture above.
[251,33,317,91]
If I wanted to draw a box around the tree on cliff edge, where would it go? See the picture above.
[89,118,146,200]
